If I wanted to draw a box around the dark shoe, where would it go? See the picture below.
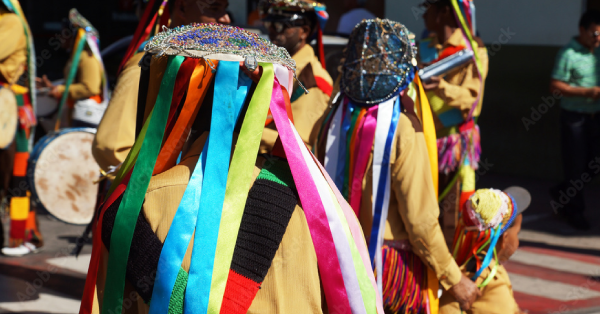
[564,213,591,231]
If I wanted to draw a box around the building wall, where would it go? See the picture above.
[385,0,584,47]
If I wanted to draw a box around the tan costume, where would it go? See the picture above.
[0,9,26,84]
[440,264,519,314]
[426,28,489,135]
[260,44,332,153]
[93,52,144,173]
[55,49,102,102]
[90,134,325,314]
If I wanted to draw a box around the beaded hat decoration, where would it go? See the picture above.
[83,23,384,314]
[452,187,529,288]
[341,18,417,105]
[69,8,99,39]
[145,23,296,74]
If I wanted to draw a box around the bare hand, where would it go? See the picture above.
[35,75,53,89]
[448,274,481,310]
[422,76,441,91]
[586,87,600,100]
[239,62,262,83]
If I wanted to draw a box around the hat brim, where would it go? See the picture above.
[503,186,531,216]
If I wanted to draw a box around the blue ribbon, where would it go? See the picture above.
[472,223,502,280]
[148,61,251,314]
[148,140,208,314]
[334,103,353,190]
[183,61,251,313]
[368,97,401,265]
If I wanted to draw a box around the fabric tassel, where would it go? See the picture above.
[380,245,430,314]
[436,123,480,174]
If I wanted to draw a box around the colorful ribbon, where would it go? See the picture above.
[102,55,184,314]
[55,28,87,130]
[184,61,251,313]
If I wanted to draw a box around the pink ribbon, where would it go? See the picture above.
[270,80,352,314]
[349,106,378,213]
[311,151,386,314]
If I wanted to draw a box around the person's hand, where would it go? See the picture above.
[422,76,441,91]
[448,274,481,310]
[35,75,53,89]
[240,62,262,83]
[49,86,62,99]
[586,87,600,100]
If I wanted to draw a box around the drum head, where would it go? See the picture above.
[31,130,99,224]
[0,87,17,149]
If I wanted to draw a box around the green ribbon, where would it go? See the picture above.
[101,55,184,314]
[206,63,275,314]
[55,30,87,130]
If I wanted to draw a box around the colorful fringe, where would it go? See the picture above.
[437,123,480,174]
[8,93,41,247]
[381,244,430,314]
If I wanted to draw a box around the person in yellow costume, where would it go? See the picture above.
[439,187,530,314]
[260,0,333,152]
[37,9,106,129]
[0,0,43,256]
[79,23,382,314]
[419,0,489,246]
[316,19,480,313]
[92,0,231,177]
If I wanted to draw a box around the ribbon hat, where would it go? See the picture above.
[69,8,99,39]
[81,23,384,314]
[321,19,418,294]
[453,187,530,286]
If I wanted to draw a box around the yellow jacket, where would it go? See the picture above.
[260,44,332,153]
[439,264,520,314]
[92,53,144,173]
[90,133,326,314]
[55,48,102,101]
[0,10,26,84]
[316,102,462,290]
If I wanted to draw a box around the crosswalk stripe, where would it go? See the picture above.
[511,250,600,277]
[509,273,600,301]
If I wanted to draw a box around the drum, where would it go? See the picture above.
[0,86,17,149]
[28,128,100,225]
[36,90,59,117]
[35,79,63,118]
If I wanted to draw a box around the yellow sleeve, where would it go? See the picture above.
[0,13,23,61]
[290,86,330,150]
[66,50,102,100]
[391,113,462,290]
[92,53,143,172]
[435,47,489,115]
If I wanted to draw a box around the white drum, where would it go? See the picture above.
[28,128,100,224]
[0,87,17,149]
[36,91,58,117]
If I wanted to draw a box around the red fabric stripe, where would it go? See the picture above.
[504,260,600,292]
[315,76,333,97]
[117,0,158,74]
[513,291,600,314]
[317,27,326,69]
[10,219,26,240]
[220,270,261,314]
[79,171,131,314]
